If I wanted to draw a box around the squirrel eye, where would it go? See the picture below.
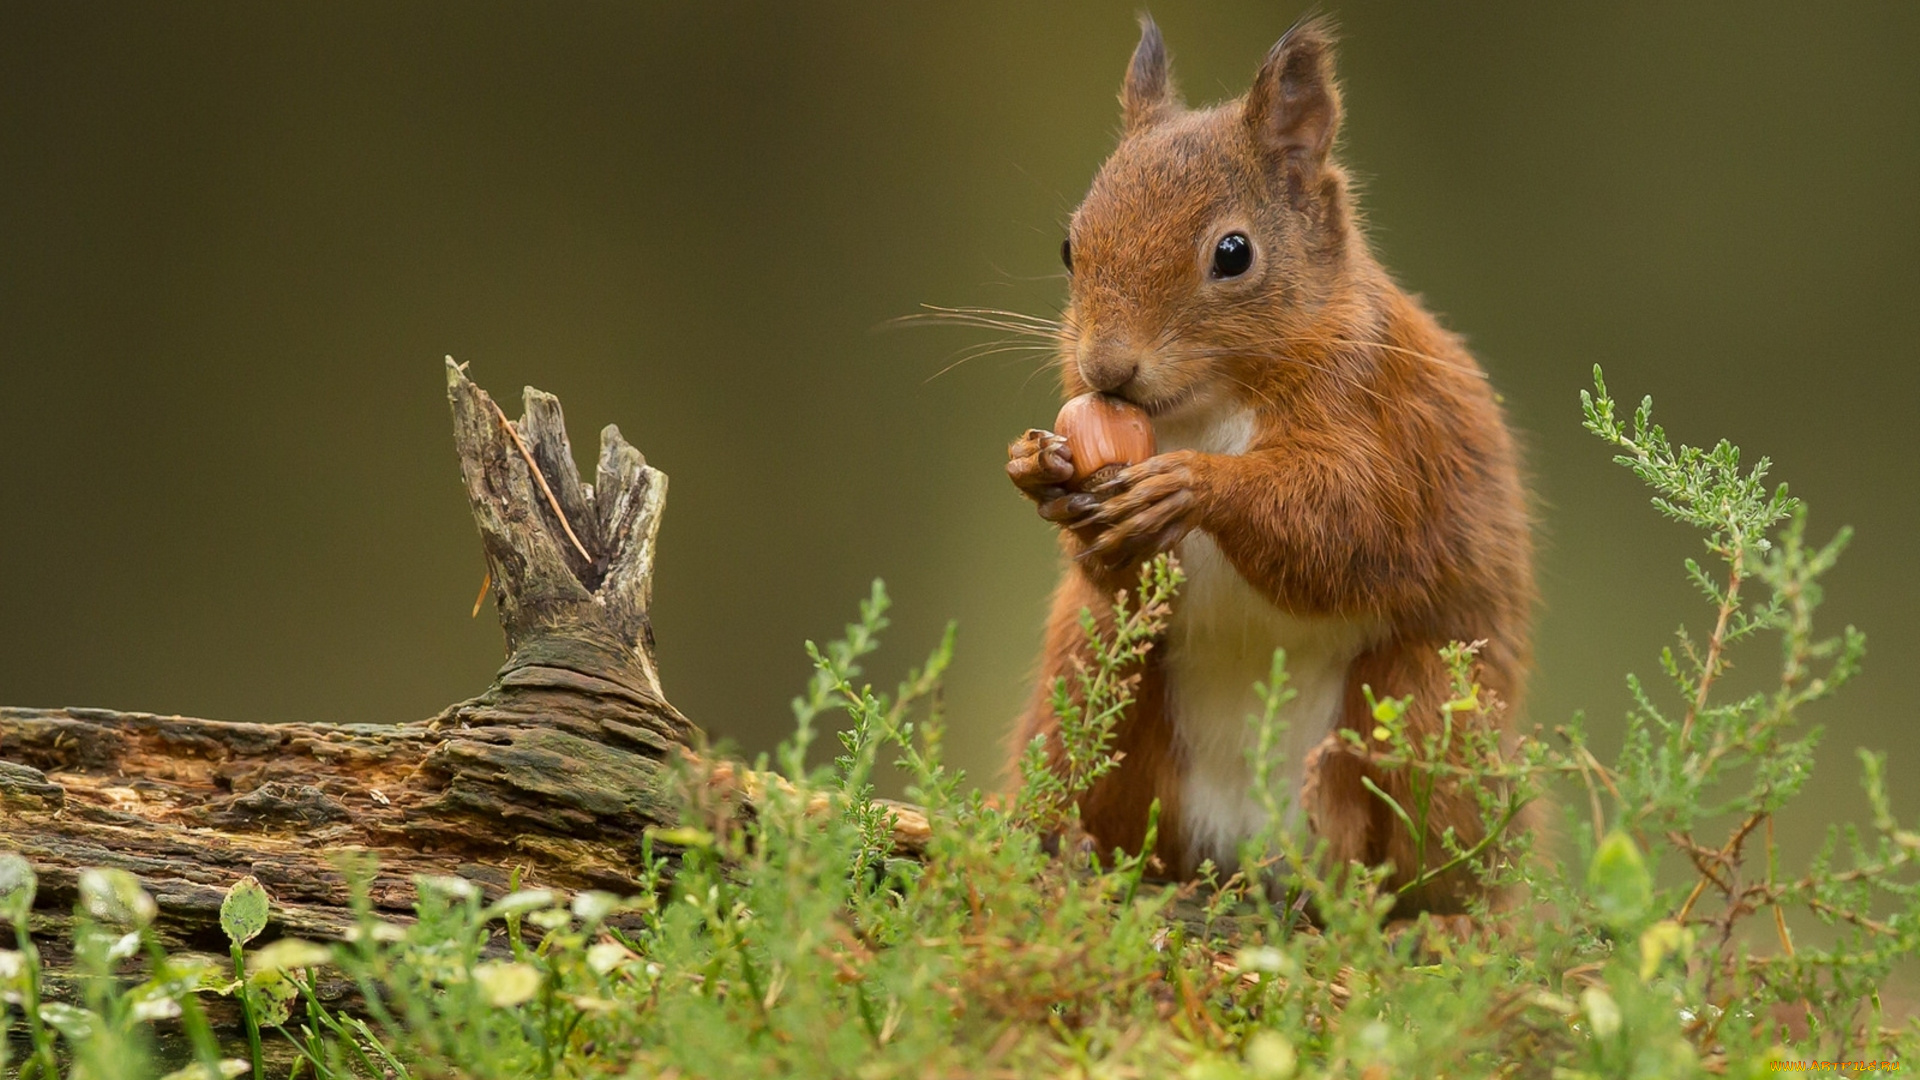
[1210,232,1253,279]
[1061,237,1073,273]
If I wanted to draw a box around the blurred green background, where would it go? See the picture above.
[3,3,1915,861]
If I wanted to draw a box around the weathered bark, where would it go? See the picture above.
[1,361,691,948]
[0,362,928,1044]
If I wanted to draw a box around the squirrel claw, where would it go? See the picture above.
[1008,429,1075,498]
[1038,492,1100,525]
[1075,456,1199,568]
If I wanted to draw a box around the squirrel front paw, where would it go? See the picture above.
[1007,429,1101,527]
[1076,451,1202,570]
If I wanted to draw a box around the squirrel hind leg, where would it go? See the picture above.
[1304,643,1496,916]
[1006,573,1188,879]
[1075,654,1186,876]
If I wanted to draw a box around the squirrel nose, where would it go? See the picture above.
[1077,344,1140,393]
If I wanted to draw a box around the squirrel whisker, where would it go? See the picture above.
[925,340,1058,383]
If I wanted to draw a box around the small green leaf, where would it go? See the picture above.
[1245,1030,1298,1080]
[342,919,406,945]
[1580,986,1622,1040]
[570,890,624,923]
[131,993,183,1022]
[246,967,301,1027]
[482,888,559,920]
[105,930,143,962]
[645,826,714,850]
[220,875,270,947]
[1587,829,1653,929]
[1637,919,1693,982]
[586,941,634,975]
[77,867,157,929]
[0,854,36,922]
[36,1001,97,1040]
[246,938,333,974]
[527,908,572,930]
[1232,946,1291,976]
[413,874,479,903]
[135,954,227,1002]
[473,960,541,1007]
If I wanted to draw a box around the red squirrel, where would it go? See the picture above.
[1005,16,1534,913]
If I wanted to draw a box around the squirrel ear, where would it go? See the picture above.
[1120,15,1178,135]
[1245,14,1342,170]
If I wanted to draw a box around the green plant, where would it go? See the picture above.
[0,368,1914,1078]
[1010,555,1183,835]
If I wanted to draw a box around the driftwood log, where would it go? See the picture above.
[0,361,926,1017]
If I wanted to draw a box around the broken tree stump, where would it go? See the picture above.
[0,361,926,1013]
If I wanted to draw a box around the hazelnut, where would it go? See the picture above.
[1054,392,1155,488]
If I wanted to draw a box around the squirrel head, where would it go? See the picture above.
[1061,15,1358,415]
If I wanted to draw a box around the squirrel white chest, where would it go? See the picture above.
[1153,404,1376,873]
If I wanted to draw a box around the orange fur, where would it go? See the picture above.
[1005,16,1534,914]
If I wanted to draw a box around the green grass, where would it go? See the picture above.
[2,367,1915,1078]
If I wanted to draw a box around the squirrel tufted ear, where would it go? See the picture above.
[1245,14,1342,171]
[1120,15,1178,135]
